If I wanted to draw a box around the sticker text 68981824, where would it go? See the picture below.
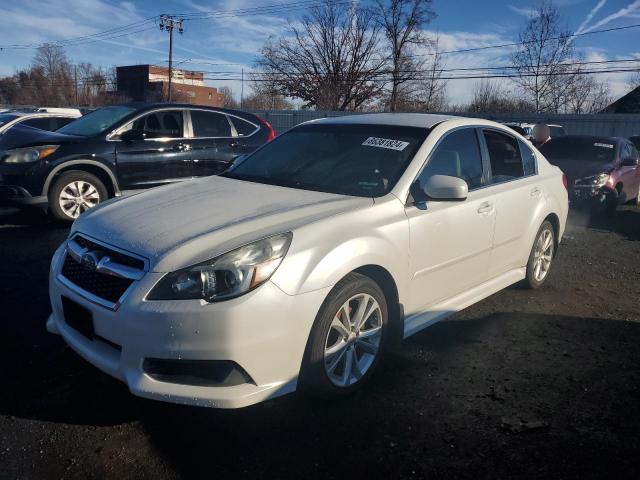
[362,137,410,151]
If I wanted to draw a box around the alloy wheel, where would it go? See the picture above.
[58,180,100,219]
[324,293,383,387]
[532,227,554,282]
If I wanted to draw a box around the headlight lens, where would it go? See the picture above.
[147,232,292,302]
[587,173,610,187]
[2,145,59,164]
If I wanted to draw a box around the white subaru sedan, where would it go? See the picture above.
[47,114,568,408]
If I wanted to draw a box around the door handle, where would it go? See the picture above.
[530,187,541,197]
[229,141,239,148]
[477,202,494,215]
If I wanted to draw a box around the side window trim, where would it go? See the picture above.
[185,108,236,139]
[408,125,488,205]
[108,108,188,141]
[479,127,537,187]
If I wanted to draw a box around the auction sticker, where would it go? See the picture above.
[362,137,409,151]
[594,142,614,149]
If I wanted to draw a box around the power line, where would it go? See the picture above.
[199,66,640,82]
[406,22,640,58]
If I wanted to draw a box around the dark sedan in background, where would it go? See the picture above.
[540,135,640,214]
[0,103,275,220]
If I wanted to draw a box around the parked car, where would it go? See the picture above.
[540,135,640,213]
[520,123,566,139]
[34,107,83,116]
[0,103,275,220]
[0,110,81,135]
[46,113,568,408]
[630,135,640,151]
[503,123,528,136]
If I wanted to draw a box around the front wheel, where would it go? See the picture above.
[48,170,108,221]
[523,220,555,289]
[300,273,388,397]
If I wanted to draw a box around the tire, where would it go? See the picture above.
[48,170,108,221]
[523,220,555,289]
[300,272,388,397]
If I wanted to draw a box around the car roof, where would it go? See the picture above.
[8,111,78,118]
[111,102,254,117]
[307,113,460,129]
[547,134,622,143]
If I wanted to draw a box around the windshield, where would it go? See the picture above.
[0,113,19,127]
[540,138,616,163]
[549,126,566,137]
[57,106,135,137]
[224,123,429,197]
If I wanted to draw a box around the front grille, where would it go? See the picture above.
[73,235,145,270]
[61,254,133,303]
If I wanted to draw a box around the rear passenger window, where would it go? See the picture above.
[53,117,76,130]
[21,117,52,130]
[519,140,537,176]
[418,128,484,190]
[230,116,258,136]
[484,130,524,184]
[191,110,232,137]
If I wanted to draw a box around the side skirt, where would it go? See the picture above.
[403,267,526,339]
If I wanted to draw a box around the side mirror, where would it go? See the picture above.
[621,157,639,167]
[424,175,468,201]
[120,129,146,142]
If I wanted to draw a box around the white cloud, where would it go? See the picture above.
[582,0,640,32]
[575,0,608,34]
[508,5,536,18]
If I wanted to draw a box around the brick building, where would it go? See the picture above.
[116,65,224,107]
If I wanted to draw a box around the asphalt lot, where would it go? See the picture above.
[0,205,639,480]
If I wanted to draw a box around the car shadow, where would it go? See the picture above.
[119,314,640,478]
[567,205,640,241]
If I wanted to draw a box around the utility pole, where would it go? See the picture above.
[159,15,184,102]
[241,68,244,109]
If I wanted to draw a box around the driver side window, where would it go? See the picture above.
[121,110,184,139]
[417,128,485,192]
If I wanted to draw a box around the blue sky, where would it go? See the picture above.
[0,0,638,104]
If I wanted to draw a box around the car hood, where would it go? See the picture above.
[0,124,84,150]
[72,176,373,272]
[545,157,616,181]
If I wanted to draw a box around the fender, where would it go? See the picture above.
[271,198,410,304]
[41,159,120,196]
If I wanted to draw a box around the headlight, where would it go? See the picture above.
[147,232,292,302]
[589,173,610,187]
[2,145,59,164]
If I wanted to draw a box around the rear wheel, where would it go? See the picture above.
[300,273,388,397]
[48,170,108,221]
[523,220,555,289]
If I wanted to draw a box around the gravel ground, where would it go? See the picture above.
[0,205,639,480]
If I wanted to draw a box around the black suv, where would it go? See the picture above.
[0,103,275,220]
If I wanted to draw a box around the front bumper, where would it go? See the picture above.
[47,243,331,408]
[0,183,47,207]
[569,185,616,203]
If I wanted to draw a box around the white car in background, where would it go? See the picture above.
[520,122,566,139]
[47,114,568,408]
[0,110,81,134]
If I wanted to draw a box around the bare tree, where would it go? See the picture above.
[219,86,238,108]
[243,77,294,110]
[511,1,576,112]
[466,78,535,113]
[468,79,503,112]
[257,0,385,110]
[627,71,640,90]
[375,0,435,111]
[565,75,612,113]
[415,36,447,111]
